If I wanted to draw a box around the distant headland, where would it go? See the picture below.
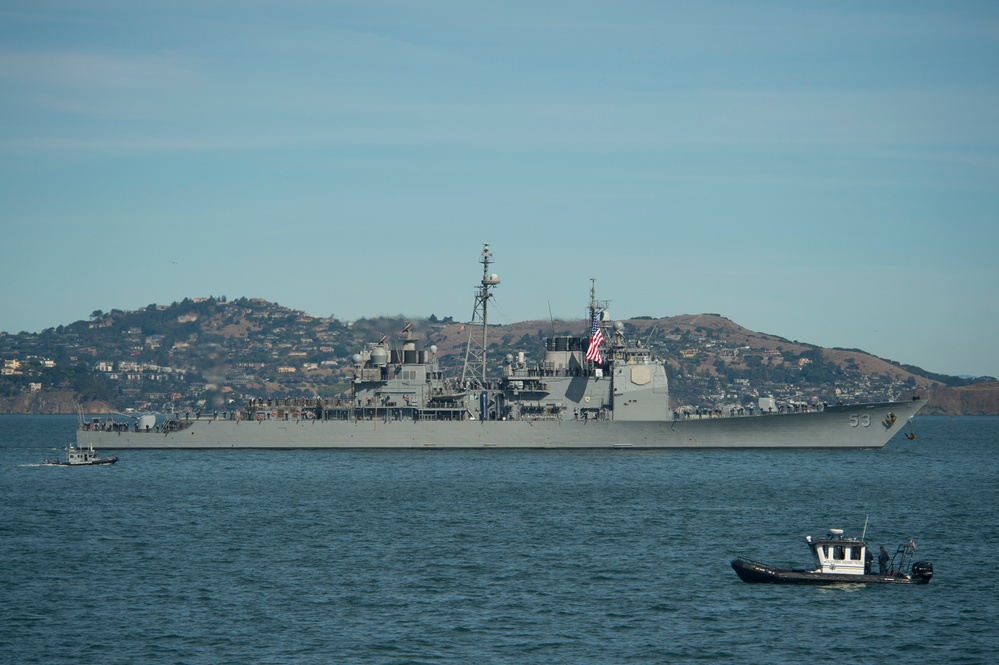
[1,296,995,416]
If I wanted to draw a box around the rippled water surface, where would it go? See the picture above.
[2,415,997,664]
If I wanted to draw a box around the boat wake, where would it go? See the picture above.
[816,584,867,593]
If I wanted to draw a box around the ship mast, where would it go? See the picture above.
[588,278,608,326]
[461,243,500,389]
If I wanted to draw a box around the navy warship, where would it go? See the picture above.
[77,244,926,449]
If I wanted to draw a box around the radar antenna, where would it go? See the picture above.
[461,243,500,388]
[589,278,607,318]
[588,278,609,327]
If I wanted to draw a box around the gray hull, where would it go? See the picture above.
[78,399,925,450]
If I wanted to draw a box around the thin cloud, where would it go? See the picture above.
[0,50,200,89]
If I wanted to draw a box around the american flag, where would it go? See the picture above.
[585,313,604,363]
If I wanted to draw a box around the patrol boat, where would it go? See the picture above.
[76,244,926,450]
[43,443,118,466]
[731,528,933,585]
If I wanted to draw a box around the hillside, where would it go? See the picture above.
[904,382,999,416]
[430,313,930,385]
[1,297,995,415]
[0,390,113,415]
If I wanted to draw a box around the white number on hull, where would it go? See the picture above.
[849,414,871,427]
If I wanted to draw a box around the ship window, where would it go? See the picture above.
[849,547,860,561]
[834,546,846,560]
[821,545,829,559]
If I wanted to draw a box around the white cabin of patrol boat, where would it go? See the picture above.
[805,529,868,575]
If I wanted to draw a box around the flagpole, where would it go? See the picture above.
[585,278,608,366]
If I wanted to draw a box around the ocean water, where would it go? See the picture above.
[1,415,996,664]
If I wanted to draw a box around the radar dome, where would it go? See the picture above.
[352,354,362,364]
[614,321,625,331]
[429,345,437,354]
[370,348,389,366]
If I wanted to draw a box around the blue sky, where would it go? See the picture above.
[2,1,997,379]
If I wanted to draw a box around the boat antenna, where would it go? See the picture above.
[548,300,556,337]
[461,243,500,389]
[861,514,869,541]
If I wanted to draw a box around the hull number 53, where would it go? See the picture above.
[849,414,871,427]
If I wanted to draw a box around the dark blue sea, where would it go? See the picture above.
[2,415,996,664]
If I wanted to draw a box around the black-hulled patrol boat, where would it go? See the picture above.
[731,528,933,585]
[43,443,118,467]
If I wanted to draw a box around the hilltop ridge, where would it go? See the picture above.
[1,297,995,415]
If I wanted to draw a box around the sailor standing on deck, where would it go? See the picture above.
[865,547,874,574]
[878,545,890,574]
